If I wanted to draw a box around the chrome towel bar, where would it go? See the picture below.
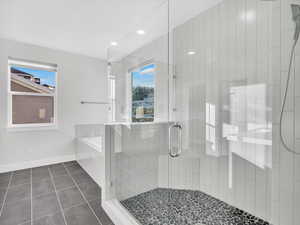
[80,101,109,105]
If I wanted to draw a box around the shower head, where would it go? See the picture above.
[291,4,300,41]
[291,4,300,21]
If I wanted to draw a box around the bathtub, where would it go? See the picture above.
[75,124,108,201]
[75,124,142,225]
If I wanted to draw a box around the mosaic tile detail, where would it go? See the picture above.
[121,188,269,225]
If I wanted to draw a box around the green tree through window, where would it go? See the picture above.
[132,64,155,122]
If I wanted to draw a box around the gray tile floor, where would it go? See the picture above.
[0,161,114,225]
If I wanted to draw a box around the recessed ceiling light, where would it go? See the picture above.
[187,51,196,55]
[136,30,146,35]
[110,41,118,46]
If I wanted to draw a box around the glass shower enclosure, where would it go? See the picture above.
[106,0,300,225]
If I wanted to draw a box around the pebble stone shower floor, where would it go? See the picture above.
[0,161,114,225]
[121,188,270,225]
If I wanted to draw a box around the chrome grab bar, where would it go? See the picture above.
[169,123,182,158]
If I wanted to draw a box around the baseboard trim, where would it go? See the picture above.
[0,154,76,173]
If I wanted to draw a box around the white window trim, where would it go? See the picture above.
[7,58,58,131]
[128,62,156,123]
[108,75,116,123]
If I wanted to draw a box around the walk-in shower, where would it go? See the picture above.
[103,0,300,225]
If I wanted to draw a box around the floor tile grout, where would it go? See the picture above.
[63,163,103,225]
[60,201,87,212]
[0,162,110,225]
[26,201,88,223]
[48,166,69,225]
[16,219,31,225]
[0,172,13,217]
[3,197,32,205]
[50,182,76,193]
[31,177,73,199]
[8,182,31,188]
[29,202,88,223]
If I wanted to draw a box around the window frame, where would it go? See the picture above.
[108,74,116,122]
[7,58,58,130]
[128,62,156,123]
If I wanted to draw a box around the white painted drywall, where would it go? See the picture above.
[0,0,222,59]
[0,38,108,172]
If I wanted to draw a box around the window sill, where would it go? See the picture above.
[6,124,58,132]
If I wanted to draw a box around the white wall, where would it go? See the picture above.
[0,38,108,172]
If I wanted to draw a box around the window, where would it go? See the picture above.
[8,58,57,128]
[131,64,155,122]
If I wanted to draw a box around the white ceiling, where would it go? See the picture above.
[0,0,222,59]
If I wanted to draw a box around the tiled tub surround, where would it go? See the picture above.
[121,188,270,225]
[0,161,114,225]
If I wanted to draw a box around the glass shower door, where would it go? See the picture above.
[167,0,274,224]
[106,0,299,224]
[106,1,172,224]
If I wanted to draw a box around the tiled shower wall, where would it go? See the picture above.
[275,0,300,225]
[170,0,273,221]
[113,124,168,201]
[169,0,300,224]
[109,0,300,224]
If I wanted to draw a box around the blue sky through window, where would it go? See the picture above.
[12,66,56,87]
[132,64,155,88]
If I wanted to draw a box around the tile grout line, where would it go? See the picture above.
[30,168,33,225]
[27,171,76,199]
[29,181,76,200]
[16,219,32,225]
[47,167,69,225]
[63,163,103,225]
[32,184,76,199]
[0,172,13,217]
[8,181,31,188]
[27,201,88,223]
[56,201,86,213]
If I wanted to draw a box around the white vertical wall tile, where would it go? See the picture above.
[109,0,300,224]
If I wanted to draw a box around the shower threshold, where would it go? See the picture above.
[121,188,269,225]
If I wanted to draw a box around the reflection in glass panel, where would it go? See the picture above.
[227,83,271,169]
